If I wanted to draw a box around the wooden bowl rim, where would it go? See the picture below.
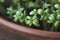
[0,17,60,38]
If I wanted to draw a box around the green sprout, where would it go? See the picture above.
[57,14,60,20]
[54,4,59,9]
[47,14,55,23]
[13,11,20,22]
[19,10,26,23]
[6,0,60,32]
[37,9,43,15]
[39,8,50,21]
[7,6,16,16]
[29,9,37,15]
[13,5,26,23]
[54,21,60,28]
[28,1,35,8]
[13,7,24,22]
[25,15,40,27]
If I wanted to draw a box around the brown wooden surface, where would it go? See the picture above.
[0,26,60,40]
[0,17,60,40]
[0,26,28,40]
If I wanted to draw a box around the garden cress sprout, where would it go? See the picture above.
[19,10,26,23]
[13,6,24,22]
[13,11,20,22]
[6,0,60,31]
[25,15,40,27]
[7,6,15,16]
[29,9,37,15]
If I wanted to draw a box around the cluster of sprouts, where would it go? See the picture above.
[7,0,60,31]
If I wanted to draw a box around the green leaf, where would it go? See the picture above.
[40,15,44,20]
[26,16,31,19]
[26,20,32,26]
[25,16,32,26]
[13,15,19,22]
[44,9,49,13]
[7,6,14,16]
[28,1,35,8]
[47,14,55,23]
[54,4,59,9]
[54,21,60,28]
[0,0,4,3]
[47,20,54,23]
[32,15,40,27]
[19,13,24,23]
[44,16,48,20]
[33,19,40,27]
[29,9,37,15]
[19,11,26,23]
[43,2,51,8]
[57,14,60,20]
[29,11,34,15]
[58,0,60,2]
[13,0,20,4]
[48,14,55,21]
[13,11,20,22]
[18,7,24,11]
[37,9,43,15]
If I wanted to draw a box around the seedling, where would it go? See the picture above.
[6,0,60,31]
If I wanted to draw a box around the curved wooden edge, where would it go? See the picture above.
[0,17,60,38]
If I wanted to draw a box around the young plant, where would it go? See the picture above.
[6,0,60,32]
[19,10,26,23]
[13,7,24,22]
[7,6,15,16]
[25,15,40,27]
[44,0,60,31]
[29,9,37,15]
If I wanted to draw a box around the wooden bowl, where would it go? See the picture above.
[0,17,60,40]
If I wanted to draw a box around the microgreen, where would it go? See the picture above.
[7,6,15,16]
[6,0,60,31]
[25,15,40,27]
